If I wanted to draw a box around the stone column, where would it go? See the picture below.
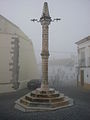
[41,25,49,90]
[40,2,51,91]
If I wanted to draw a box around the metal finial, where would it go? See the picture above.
[30,19,40,22]
[51,18,61,22]
[30,18,61,23]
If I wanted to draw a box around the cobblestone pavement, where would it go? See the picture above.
[0,86,90,120]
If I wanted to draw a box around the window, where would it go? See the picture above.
[78,48,85,66]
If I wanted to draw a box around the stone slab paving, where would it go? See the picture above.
[0,86,90,120]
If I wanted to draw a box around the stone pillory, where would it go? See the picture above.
[40,2,51,91]
[15,2,73,112]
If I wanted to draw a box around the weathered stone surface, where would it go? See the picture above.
[15,2,73,112]
[15,88,73,111]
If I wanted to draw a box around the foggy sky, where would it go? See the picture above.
[0,0,90,62]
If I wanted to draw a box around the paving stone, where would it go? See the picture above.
[0,86,90,120]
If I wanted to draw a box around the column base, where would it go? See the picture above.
[41,84,49,91]
[15,87,74,112]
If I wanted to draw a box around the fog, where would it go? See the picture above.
[0,0,90,63]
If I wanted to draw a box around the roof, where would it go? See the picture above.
[0,15,19,29]
[0,15,32,42]
[75,36,90,45]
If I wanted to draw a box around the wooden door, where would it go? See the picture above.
[80,70,84,86]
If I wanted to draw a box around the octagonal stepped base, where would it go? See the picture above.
[15,88,73,112]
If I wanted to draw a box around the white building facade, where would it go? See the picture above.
[76,36,90,89]
[0,15,39,93]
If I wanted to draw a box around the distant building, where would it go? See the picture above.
[76,36,90,89]
[48,58,76,82]
[0,15,39,93]
[38,57,76,86]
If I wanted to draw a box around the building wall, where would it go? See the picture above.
[0,34,11,83]
[77,37,90,89]
[19,36,38,89]
[0,15,39,93]
[78,40,90,66]
[38,58,76,87]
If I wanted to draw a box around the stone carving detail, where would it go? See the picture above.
[9,36,20,89]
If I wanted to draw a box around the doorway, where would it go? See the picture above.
[80,70,84,86]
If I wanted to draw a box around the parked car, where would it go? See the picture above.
[27,79,41,90]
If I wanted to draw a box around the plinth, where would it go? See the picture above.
[15,88,73,112]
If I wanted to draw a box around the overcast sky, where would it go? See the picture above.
[0,0,90,62]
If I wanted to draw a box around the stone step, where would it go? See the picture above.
[20,99,30,106]
[30,91,60,98]
[15,93,73,112]
[35,88,55,94]
[15,100,73,112]
[51,97,69,108]
[17,96,72,110]
[24,94,65,103]
[19,97,70,108]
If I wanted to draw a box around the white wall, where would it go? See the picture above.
[0,34,11,83]
[0,15,39,93]
[19,36,39,89]
[78,39,90,85]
